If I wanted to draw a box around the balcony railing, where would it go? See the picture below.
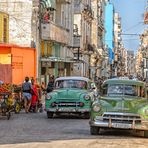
[56,0,71,4]
[41,21,69,45]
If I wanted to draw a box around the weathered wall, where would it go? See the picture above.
[0,44,36,84]
[0,64,12,83]
[0,0,32,47]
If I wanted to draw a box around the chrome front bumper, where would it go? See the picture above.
[89,118,148,131]
[47,108,90,113]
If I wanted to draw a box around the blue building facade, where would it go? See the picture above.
[104,1,114,64]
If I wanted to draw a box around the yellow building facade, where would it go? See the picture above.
[0,11,9,43]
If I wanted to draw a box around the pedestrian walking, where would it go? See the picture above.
[30,78,38,112]
[22,76,32,113]
[47,75,54,93]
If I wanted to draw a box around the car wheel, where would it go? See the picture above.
[84,112,90,119]
[14,102,21,114]
[90,126,100,135]
[144,130,148,138]
[47,112,53,118]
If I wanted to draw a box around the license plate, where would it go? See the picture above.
[60,108,76,112]
[112,123,131,129]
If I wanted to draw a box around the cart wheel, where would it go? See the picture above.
[7,112,11,120]
[15,102,21,114]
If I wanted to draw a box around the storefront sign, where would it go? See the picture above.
[12,62,23,69]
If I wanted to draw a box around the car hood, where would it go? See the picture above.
[100,96,148,113]
[52,88,88,100]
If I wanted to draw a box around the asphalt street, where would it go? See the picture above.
[0,111,148,148]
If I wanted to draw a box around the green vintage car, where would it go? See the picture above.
[89,77,148,137]
[45,76,96,118]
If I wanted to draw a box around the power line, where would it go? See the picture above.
[105,38,139,41]
[124,22,145,32]
[121,33,142,36]
[10,15,32,26]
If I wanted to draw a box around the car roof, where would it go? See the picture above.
[55,76,90,82]
[103,78,145,86]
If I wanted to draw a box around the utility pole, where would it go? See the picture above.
[33,0,41,83]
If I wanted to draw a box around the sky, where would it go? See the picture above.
[111,0,147,53]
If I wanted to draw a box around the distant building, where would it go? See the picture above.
[73,0,93,78]
[127,50,136,76]
[32,0,74,83]
[91,0,107,78]
[137,29,148,79]
[113,13,126,76]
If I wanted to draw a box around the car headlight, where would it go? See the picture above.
[46,94,52,100]
[93,104,101,112]
[84,95,90,100]
[145,109,148,115]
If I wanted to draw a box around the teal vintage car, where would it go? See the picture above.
[89,77,148,137]
[45,76,96,118]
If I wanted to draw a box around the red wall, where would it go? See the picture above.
[0,64,12,83]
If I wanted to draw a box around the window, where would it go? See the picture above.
[108,84,124,95]
[107,84,138,96]
[3,17,7,43]
[124,85,137,96]
[55,80,87,89]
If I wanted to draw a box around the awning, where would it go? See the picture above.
[40,0,56,10]
[40,57,75,63]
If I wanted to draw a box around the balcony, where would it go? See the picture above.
[41,21,69,45]
[98,17,104,30]
[82,4,93,20]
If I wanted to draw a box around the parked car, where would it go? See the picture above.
[89,77,148,138]
[45,76,97,118]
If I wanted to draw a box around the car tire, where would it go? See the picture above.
[14,102,21,114]
[144,130,148,138]
[47,112,53,118]
[90,126,100,135]
[84,113,90,119]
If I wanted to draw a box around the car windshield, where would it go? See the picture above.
[107,84,137,96]
[55,80,87,89]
